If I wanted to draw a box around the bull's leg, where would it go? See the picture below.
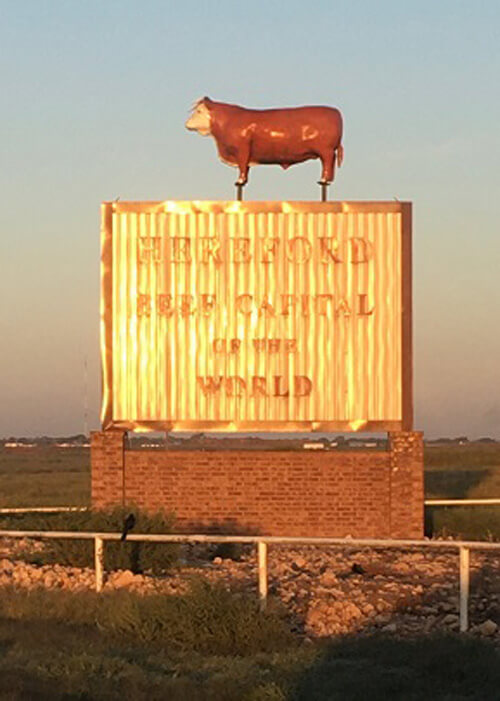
[235,142,251,186]
[318,149,336,185]
[235,167,249,186]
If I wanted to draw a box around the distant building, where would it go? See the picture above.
[4,442,35,448]
[346,439,366,448]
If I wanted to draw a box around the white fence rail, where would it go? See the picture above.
[425,498,500,506]
[2,499,500,515]
[1,529,500,632]
[0,507,88,514]
[1,499,499,633]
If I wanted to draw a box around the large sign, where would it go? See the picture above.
[100,201,412,432]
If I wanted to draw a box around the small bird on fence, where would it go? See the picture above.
[121,513,136,542]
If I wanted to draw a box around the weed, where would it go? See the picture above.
[0,582,294,656]
[432,506,500,541]
[0,506,179,572]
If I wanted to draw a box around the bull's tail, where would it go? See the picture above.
[336,143,344,168]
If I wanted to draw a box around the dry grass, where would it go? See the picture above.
[1,443,499,507]
[0,586,499,700]
[0,446,89,507]
[2,443,500,539]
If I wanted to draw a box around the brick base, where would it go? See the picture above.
[91,431,424,538]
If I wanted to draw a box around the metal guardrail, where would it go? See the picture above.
[2,499,500,515]
[425,498,500,506]
[1,499,499,633]
[0,507,88,514]
[1,529,500,632]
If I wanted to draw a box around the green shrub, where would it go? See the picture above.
[0,582,295,657]
[182,520,255,563]
[103,580,294,655]
[2,586,500,700]
[0,506,179,573]
[432,506,500,541]
[96,580,293,655]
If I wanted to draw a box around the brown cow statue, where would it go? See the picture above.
[185,97,343,199]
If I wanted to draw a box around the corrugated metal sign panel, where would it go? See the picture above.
[101,201,412,432]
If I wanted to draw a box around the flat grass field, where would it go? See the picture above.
[0,447,90,508]
[0,586,499,701]
[1,443,500,539]
[1,445,500,699]
[1,443,500,507]
[424,444,500,499]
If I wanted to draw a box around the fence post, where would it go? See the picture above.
[95,536,104,593]
[257,541,268,611]
[459,546,470,632]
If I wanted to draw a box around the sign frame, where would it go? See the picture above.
[100,201,412,433]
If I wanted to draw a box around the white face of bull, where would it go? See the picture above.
[185,102,212,136]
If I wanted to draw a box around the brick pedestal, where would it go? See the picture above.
[90,431,125,506]
[388,431,424,538]
[91,431,424,538]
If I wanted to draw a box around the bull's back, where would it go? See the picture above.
[247,106,342,163]
[246,106,341,135]
[210,102,343,167]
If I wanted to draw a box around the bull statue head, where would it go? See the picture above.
[185,97,213,137]
[185,96,344,200]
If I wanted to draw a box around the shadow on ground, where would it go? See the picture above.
[292,633,500,701]
[0,619,499,700]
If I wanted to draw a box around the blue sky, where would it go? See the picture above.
[0,0,499,437]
